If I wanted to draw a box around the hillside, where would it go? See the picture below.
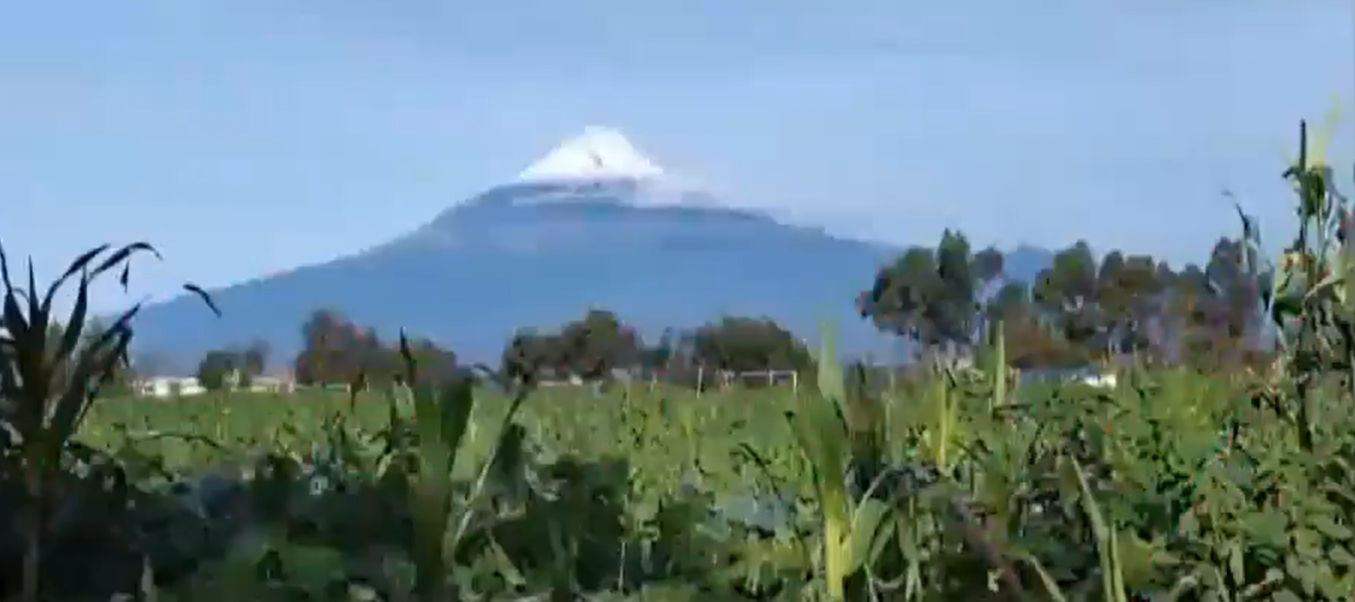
[128,128,1053,369]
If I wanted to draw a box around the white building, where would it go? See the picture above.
[248,374,295,394]
[134,376,206,398]
[1079,372,1119,389]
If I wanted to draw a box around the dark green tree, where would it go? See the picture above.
[1161,237,1271,370]
[499,308,640,382]
[932,230,977,345]
[1033,240,1102,362]
[295,309,354,385]
[860,231,1005,358]
[501,330,562,382]
[293,308,454,387]
[860,245,943,345]
[401,336,459,384]
[242,339,269,377]
[1096,251,1166,356]
[557,309,641,378]
[196,350,240,391]
[689,316,810,373]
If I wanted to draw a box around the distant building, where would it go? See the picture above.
[1017,365,1120,390]
[134,376,206,398]
[248,373,295,394]
[134,369,296,398]
[1079,371,1118,389]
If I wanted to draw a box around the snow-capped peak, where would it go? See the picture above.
[517,126,665,182]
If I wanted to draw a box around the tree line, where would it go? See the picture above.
[500,311,811,388]
[191,310,461,391]
[189,228,1269,390]
[271,308,810,390]
[858,230,1269,371]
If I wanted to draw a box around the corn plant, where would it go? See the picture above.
[391,331,531,602]
[1237,119,1355,447]
[987,320,1009,412]
[784,326,900,601]
[1117,119,1355,601]
[0,241,214,602]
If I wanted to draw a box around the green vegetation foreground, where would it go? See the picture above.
[67,353,1355,602]
[4,120,1355,601]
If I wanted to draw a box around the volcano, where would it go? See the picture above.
[129,127,1052,369]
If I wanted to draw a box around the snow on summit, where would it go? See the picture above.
[517,126,665,182]
[458,125,728,212]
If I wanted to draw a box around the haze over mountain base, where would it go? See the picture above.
[127,129,1053,372]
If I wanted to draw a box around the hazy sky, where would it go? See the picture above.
[2,0,1353,311]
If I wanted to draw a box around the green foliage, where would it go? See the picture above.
[196,350,241,391]
[0,241,215,602]
[194,341,270,391]
[689,316,812,373]
[293,309,457,387]
[22,359,1353,601]
[861,228,1270,372]
[502,310,808,390]
[503,308,642,382]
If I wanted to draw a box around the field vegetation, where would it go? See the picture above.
[2,121,1355,602]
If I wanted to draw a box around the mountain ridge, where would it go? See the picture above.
[127,201,1050,371]
[125,128,1055,372]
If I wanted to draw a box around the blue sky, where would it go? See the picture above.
[1,0,1353,311]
